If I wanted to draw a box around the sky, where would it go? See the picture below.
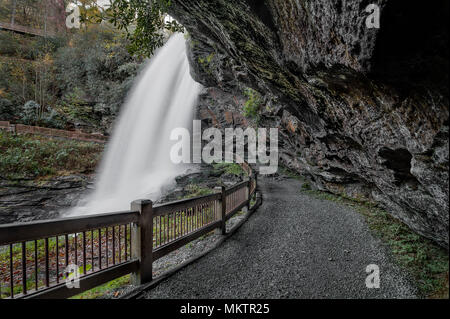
[97,0,111,8]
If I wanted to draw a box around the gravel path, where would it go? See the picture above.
[144,177,417,299]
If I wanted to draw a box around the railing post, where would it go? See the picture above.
[256,191,261,206]
[130,199,153,286]
[245,177,251,210]
[215,186,226,235]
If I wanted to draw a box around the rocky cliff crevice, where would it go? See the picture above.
[168,0,449,248]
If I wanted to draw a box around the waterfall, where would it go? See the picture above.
[70,33,202,215]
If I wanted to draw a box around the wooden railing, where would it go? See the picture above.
[0,121,107,144]
[0,22,55,37]
[0,165,259,299]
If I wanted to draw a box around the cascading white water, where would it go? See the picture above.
[70,33,202,215]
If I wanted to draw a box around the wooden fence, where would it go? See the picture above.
[0,22,55,37]
[0,166,259,299]
[0,121,107,143]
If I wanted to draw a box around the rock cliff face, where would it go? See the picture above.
[168,0,449,248]
[0,175,93,224]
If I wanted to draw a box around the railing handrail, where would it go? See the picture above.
[153,192,222,217]
[0,178,252,245]
[0,162,259,299]
[0,120,108,143]
[225,179,250,195]
[0,210,139,245]
[0,21,56,37]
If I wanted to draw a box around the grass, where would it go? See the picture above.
[0,209,219,298]
[184,184,214,199]
[243,88,262,122]
[0,131,103,179]
[277,166,302,180]
[70,275,130,299]
[0,230,124,299]
[71,205,220,299]
[301,182,311,191]
[213,162,246,177]
[302,188,449,299]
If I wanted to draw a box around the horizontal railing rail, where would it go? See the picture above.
[0,22,54,37]
[224,180,249,195]
[0,219,136,299]
[152,194,221,257]
[152,193,221,217]
[0,210,139,245]
[0,121,108,143]
[0,162,259,299]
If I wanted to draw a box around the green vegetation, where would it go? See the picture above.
[0,29,65,60]
[198,52,215,75]
[0,231,108,298]
[302,188,449,299]
[0,31,65,126]
[184,184,214,198]
[0,131,103,179]
[278,166,301,179]
[108,0,184,57]
[0,25,143,132]
[243,88,262,122]
[198,53,215,65]
[0,0,157,133]
[71,275,131,299]
[0,0,63,33]
[213,162,245,177]
[301,182,311,191]
[54,25,143,123]
[1,1,185,132]
[280,165,449,298]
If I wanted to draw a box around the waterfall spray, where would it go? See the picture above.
[70,33,202,215]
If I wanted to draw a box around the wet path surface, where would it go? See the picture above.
[144,177,416,299]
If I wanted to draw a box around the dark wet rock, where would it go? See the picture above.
[0,164,245,224]
[169,0,449,247]
[157,163,245,204]
[0,175,93,224]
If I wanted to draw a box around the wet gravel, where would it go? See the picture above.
[143,177,417,299]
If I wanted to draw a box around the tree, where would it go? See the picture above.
[107,0,183,57]
[10,0,16,25]
[73,0,104,29]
